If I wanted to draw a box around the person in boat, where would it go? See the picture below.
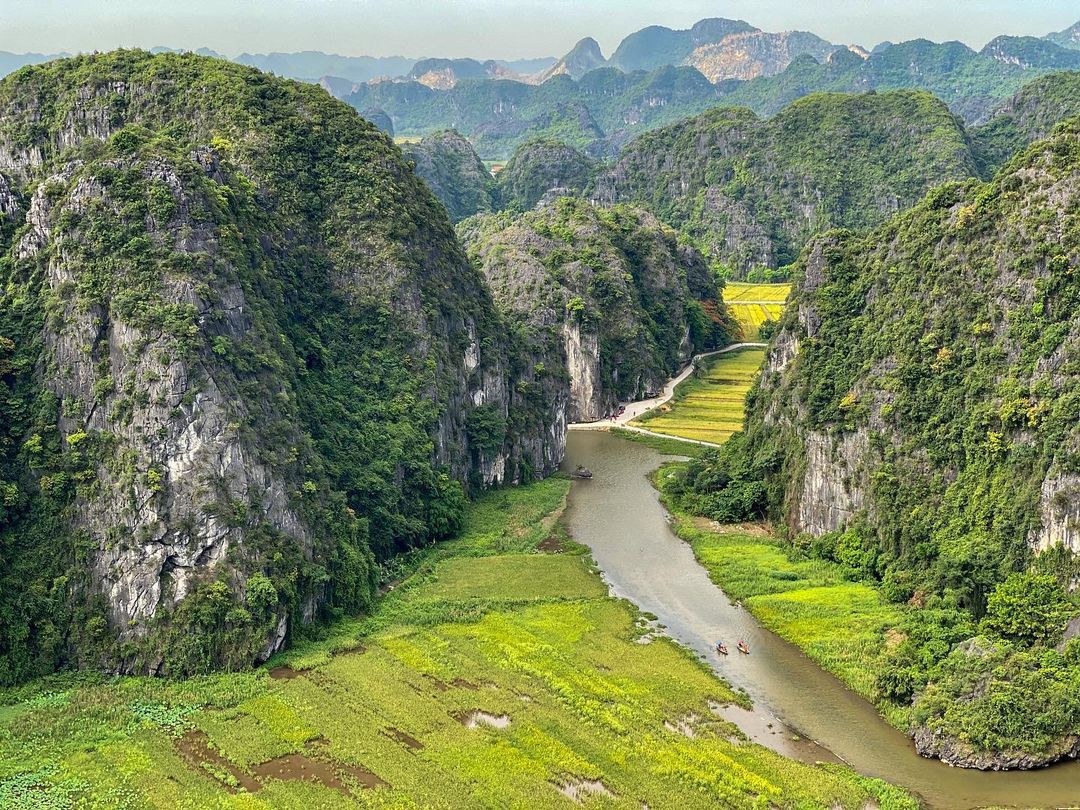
[737,639,750,654]
[715,641,728,655]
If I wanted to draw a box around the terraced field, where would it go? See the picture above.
[631,348,766,445]
[723,283,790,340]
[0,477,912,809]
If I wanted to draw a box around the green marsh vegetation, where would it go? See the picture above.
[0,476,915,808]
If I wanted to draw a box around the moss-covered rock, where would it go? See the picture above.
[0,50,561,681]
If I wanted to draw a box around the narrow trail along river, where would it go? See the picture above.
[562,430,1080,810]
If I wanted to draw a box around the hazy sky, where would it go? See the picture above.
[2,1,1078,59]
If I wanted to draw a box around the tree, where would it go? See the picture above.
[981,572,1076,646]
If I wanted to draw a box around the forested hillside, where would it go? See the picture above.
[458,199,733,421]
[670,114,1080,767]
[971,71,1080,176]
[593,90,978,275]
[0,51,563,684]
[401,130,498,221]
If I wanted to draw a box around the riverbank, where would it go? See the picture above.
[564,430,1080,809]
[0,475,913,808]
[653,470,911,731]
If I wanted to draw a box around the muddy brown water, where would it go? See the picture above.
[562,430,1080,810]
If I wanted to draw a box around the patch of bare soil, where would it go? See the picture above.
[537,534,565,553]
[268,665,303,680]
[386,728,424,751]
[177,730,388,795]
[691,517,773,537]
[176,730,261,793]
[553,776,615,803]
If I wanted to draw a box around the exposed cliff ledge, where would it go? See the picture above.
[913,726,1080,770]
[0,51,563,683]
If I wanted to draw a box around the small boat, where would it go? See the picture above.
[716,642,729,656]
[572,466,594,479]
[737,640,750,655]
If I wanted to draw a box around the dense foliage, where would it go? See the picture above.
[970,70,1080,177]
[401,130,497,221]
[668,114,1080,761]
[0,51,549,682]
[594,90,979,276]
[495,138,598,211]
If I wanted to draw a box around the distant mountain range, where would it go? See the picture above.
[1,14,1078,160]
[342,21,1080,158]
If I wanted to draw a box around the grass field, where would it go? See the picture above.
[0,477,914,808]
[657,485,911,730]
[723,283,790,340]
[631,349,766,445]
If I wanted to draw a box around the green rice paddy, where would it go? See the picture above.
[0,476,913,809]
[632,349,766,445]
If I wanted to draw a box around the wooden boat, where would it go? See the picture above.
[716,642,729,656]
[737,640,750,655]
[572,466,594,479]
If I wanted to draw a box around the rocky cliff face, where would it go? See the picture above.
[0,51,563,683]
[1045,20,1080,51]
[402,130,497,221]
[689,30,842,83]
[971,71,1080,177]
[593,90,978,275]
[541,38,607,82]
[753,117,1080,551]
[458,198,732,423]
[496,139,597,211]
[729,113,1080,770]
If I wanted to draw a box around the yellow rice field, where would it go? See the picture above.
[722,283,791,303]
[723,283,791,340]
[632,348,766,445]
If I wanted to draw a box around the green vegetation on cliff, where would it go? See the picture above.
[595,90,979,275]
[667,114,1080,765]
[0,51,555,683]
[0,476,915,809]
[495,139,597,212]
[459,198,735,420]
[971,70,1080,177]
[402,130,498,222]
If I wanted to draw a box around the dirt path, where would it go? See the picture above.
[567,342,766,447]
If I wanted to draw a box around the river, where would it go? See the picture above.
[562,430,1080,810]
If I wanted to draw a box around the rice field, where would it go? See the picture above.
[632,348,766,445]
[722,283,791,303]
[0,476,914,809]
[723,283,790,340]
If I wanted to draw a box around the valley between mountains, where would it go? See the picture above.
[1,10,1080,807]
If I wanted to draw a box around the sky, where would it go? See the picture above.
[1,0,1078,59]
